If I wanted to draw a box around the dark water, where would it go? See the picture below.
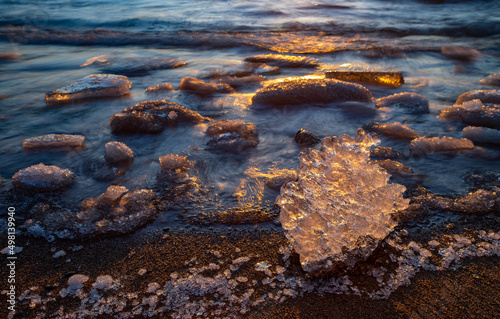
[0,0,499,213]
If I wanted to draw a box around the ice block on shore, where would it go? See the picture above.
[45,74,131,104]
[23,134,85,149]
[326,71,404,86]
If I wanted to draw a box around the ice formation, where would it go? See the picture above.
[244,54,319,68]
[410,136,474,156]
[455,90,500,105]
[206,120,259,152]
[45,74,131,104]
[371,159,413,176]
[375,92,429,114]
[325,70,404,86]
[370,146,400,160]
[462,126,500,145]
[23,134,85,149]
[81,55,186,76]
[109,100,211,134]
[252,78,374,107]
[481,74,500,87]
[12,163,75,192]
[363,122,419,140]
[159,154,194,172]
[145,83,175,93]
[276,129,409,272]
[105,141,135,164]
[205,63,278,78]
[179,77,234,95]
[439,99,500,129]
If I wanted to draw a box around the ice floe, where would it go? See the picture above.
[23,134,85,150]
[12,163,75,192]
[410,136,474,156]
[363,122,419,140]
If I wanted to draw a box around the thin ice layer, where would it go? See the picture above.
[276,129,409,272]
[46,74,131,104]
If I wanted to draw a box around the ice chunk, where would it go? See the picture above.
[481,74,500,87]
[410,137,474,156]
[326,71,404,87]
[105,141,135,164]
[455,90,500,105]
[52,250,66,258]
[439,99,500,129]
[45,74,131,104]
[441,46,481,61]
[265,169,297,190]
[371,159,413,176]
[206,120,259,152]
[206,63,279,78]
[252,78,374,107]
[375,92,429,114]
[23,134,85,150]
[110,100,211,134]
[363,122,419,140]
[67,274,89,291]
[462,126,500,145]
[370,146,400,160]
[179,77,235,95]
[146,83,175,93]
[92,275,114,290]
[159,154,193,172]
[12,163,75,192]
[214,75,265,88]
[295,129,320,146]
[244,54,319,68]
[276,129,409,272]
[81,55,186,76]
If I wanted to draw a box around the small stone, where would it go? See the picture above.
[93,275,114,290]
[12,163,75,192]
[105,141,135,164]
[294,129,320,146]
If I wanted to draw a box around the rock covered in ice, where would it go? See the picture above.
[179,77,235,95]
[371,159,413,176]
[206,120,259,152]
[244,54,319,68]
[370,146,401,160]
[455,90,500,105]
[159,154,194,172]
[462,126,500,145]
[410,136,474,156]
[326,71,404,87]
[145,83,175,93]
[441,46,481,61]
[294,129,320,146]
[67,274,89,290]
[46,74,131,104]
[81,55,186,76]
[206,63,279,78]
[481,74,500,87]
[276,129,409,272]
[23,134,85,149]
[92,275,114,290]
[439,99,500,129]
[105,141,135,164]
[363,122,419,140]
[252,78,374,107]
[110,100,211,134]
[12,163,75,192]
[265,169,297,190]
[77,186,157,236]
[375,92,429,114]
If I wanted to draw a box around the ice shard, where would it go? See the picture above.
[276,129,409,272]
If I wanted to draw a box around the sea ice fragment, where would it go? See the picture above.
[244,54,319,68]
[326,71,404,86]
[410,137,474,156]
[276,129,409,272]
[105,141,135,164]
[462,126,500,145]
[46,74,131,104]
[480,74,500,87]
[363,122,419,140]
[12,163,75,192]
[439,99,500,129]
[179,77,234,95]
[23,134,85,149]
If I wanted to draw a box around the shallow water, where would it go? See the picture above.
[0,0,499,214]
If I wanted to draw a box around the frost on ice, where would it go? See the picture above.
[23,134,85,149]
[45,74,131,104]
[12,163,75,192]
[276,129,409,272]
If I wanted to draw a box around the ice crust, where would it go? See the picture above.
[12,163,75,192]
[276,129,409,272]
[410,136,474,156]
[439,99,500,129]
[23,134,85,149]
[105,141,135,164]
[45,74,131,104]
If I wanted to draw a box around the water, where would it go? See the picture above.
[0,0,499,213]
